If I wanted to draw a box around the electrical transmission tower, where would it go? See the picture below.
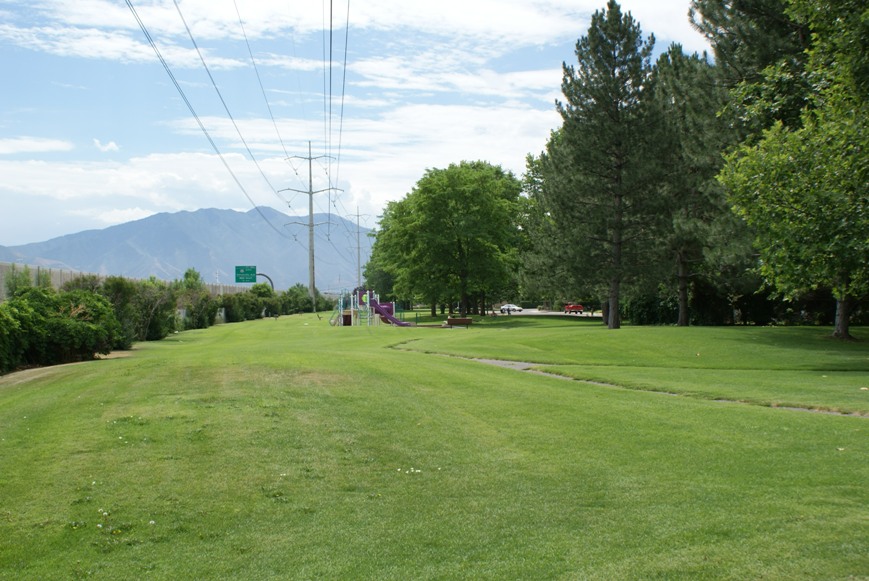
[281,141,340,315]
[353,206,370,289]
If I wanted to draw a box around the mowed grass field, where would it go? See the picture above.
[0,315,866,580]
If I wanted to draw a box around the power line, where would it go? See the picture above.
[233,0,291,159]
[172,0,283,203]
[333,0,351,190]
[131,0,361,271]
[124,0,289,240]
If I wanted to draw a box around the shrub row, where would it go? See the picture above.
[1,269,337,374]
[0,287,122,373]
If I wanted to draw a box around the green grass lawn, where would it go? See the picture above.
[402,317,869,415]
[0,315,867,579]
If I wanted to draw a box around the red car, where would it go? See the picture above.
[564,303,584,314]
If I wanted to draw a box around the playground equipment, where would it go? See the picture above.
[329,288,412,327]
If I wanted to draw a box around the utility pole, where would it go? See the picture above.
[281,141,339,316]
[355,206,362,289]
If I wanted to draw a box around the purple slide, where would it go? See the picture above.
[367,296,412,326]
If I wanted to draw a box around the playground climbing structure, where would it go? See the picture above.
[329,289,411,327]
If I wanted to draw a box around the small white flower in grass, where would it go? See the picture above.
[149,520,156,525]
[97,524,102,528]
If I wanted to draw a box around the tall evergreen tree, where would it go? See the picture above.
[652,45,736,325]
[689,0,809,84]
[541,0,661,329]
[520,147,581,304]
[689,0,812,133]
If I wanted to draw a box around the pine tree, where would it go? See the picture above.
[689,0,811,133]
[542,0,661,329]
[652,45,737,326]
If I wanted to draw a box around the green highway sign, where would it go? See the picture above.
[235,265,257,283]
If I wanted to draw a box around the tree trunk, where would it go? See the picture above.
[459,278,469,316]
[609,192,623,330]
[677,253,690,326]
[832,295,854,340]
[430,301,436,318]
[608,277,621,329]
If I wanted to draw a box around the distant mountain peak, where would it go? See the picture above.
[0,207,371,291]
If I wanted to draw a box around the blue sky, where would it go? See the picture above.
[0,0,710,246]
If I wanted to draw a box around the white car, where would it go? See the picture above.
[500,304,522,313]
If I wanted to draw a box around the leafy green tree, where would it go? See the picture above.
[249,283,280,317]
[53,289,122,362]
[64,275,137,349]
[719,0,869,339]
[249,282,274,299]
[4,264,34,297]
[62,274,102,293]
[221,291,259,321]
[176,268,217,330]
[99,276,139,349]
[0,301,25,374]
[134,277,177,341]
[6,287,120,366]
[539,0,662,328]
[362,242,397,302]
[221,293,244,322]
[368,198,443,314]
[369,161,522,315]
[279,283,331,314]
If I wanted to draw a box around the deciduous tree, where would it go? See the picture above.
[368,161,522,315]
[719,0,868,339]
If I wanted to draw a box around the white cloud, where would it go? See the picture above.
[93,139,120,152]
[0,137,75,155]
[5,1,708,62]
[0,98,554,233]
[71,206,156,226]
[0,0,711,246]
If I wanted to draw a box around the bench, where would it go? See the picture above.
[445,317,472,327]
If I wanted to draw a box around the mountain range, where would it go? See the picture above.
[0,207,372,292]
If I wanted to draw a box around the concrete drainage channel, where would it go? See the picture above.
[468,357,867,418]
[472,358,582,381]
